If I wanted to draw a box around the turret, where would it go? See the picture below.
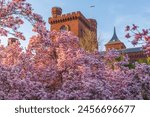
[88,19,97,31]
[51,7,62,18]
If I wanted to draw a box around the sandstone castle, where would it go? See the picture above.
[8,7,148,62]
[49,7,98,52]
[48,7,147,62]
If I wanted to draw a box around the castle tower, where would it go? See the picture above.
[49,7,98,52]
[51,7,62,18]
[105,27,126,51]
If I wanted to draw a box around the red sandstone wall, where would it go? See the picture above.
[49,7,98,51]
[105,43,126,51]
[50,19,79,36]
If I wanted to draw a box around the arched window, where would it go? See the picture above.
[60,25,70,31]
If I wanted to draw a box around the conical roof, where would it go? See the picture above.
[107,27,121,44]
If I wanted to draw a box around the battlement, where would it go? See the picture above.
[49,11,82,23]
[88,19,97,26]
[49,8,95,30]
[49,7,98,52]
[88,19,97,31]
[61,11,81,17]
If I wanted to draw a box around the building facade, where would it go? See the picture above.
[49,7,98,52]
[105,27,148,62]
[105,27,126,51]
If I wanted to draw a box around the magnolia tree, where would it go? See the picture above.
[125,24,150,55]
[0,0,50,99]
[1,30,150,100]
[0,0,49,40]
[0,0,150,100]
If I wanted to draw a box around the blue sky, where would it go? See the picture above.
[2,0,150,50]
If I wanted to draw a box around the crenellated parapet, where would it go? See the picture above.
[49,11,80,24]
[49,7,96,30]
[49,7,98,52]
[88,19,97,31]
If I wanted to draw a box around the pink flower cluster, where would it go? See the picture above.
[125,24,150,55]
[0,30,149,100]
[0,1,149,100]
[0,0,48,40]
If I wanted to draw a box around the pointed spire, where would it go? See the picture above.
[114,27,117,36]
[108,27,121,43]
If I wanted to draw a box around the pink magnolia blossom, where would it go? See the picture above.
[0,1,149,100]
[0,31,149,100]
[125,24,150,55]
[0,0,48,40]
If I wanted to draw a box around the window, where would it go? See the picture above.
[60,25,70,31]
